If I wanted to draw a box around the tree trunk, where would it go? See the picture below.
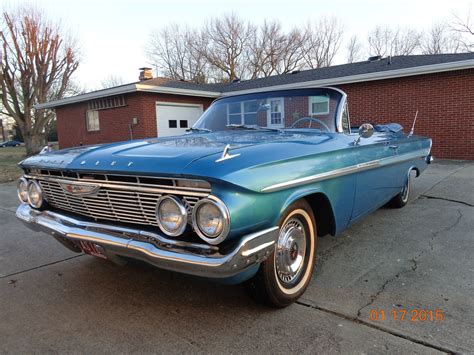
[24,132,46,156]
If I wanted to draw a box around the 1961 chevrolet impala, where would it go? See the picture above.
[16,88,432,307]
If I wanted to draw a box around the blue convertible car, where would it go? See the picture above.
[16,88,432,307]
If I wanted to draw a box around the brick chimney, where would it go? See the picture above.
[139,67,153,81]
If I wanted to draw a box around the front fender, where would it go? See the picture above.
[210,171,356,241]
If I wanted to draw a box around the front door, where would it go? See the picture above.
[351,132,400,220]
[156,103,203,137]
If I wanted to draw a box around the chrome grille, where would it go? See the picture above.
[26,170,211,227]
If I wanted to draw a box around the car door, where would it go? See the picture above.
[351,131,400,221]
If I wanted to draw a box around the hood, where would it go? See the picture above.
[20,135,230,174]
[20,131,351,190]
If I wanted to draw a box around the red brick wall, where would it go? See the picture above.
[56,70,474,159]
[56,92,213,148]
[338,69,474,160]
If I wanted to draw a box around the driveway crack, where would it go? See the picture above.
[0,254,84,279]
[0,206,16,214]
[356,266,412,318]
[356,209,462,319]
[419,195,474,208]
[296,300,456,353]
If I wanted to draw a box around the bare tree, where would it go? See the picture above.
[147,14,343,82]
[302,17,344,69]
[277,28,307,73]
[148,24,208,83]
[452,7,474,51]
[247,21,306,78]
[368,26,421,57]
[101,75,125,89]
[421,22,460,54]
[0,5,79,155]
[199,13,255,82]
[346,35,363,63]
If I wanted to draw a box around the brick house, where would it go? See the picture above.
[37,53,474,159]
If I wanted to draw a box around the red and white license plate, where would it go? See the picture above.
[78,241,107,259]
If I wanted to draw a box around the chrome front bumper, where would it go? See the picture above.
[16,204,279,278]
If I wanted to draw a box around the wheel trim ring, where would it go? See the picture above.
[273,208,315,295]
[401,178,410,203]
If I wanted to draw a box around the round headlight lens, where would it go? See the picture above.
[17,177,29,203]
[27,180,43,208]
[192,198,229,245]
[156,196,187,236]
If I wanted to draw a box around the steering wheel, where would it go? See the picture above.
[290,117,331,132]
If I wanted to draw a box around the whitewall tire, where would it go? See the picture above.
[247,199,317,307]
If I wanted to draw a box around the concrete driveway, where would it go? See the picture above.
[1,160,473,353]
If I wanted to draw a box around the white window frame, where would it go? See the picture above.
[266,98,285,128]
[309,95,330,115]
[86,110,100,131]
[227,100,258,126]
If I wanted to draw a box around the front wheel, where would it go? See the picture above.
[247,199,317,308]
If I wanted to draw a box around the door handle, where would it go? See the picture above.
[389,145,399,149]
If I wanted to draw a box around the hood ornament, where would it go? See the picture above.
[216,144,240,163]
[59,181,100,196]
[39,145,52,155]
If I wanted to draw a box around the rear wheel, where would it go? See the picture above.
[388,174,410,208]
[247,199,317,307]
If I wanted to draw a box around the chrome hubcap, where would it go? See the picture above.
[401,178,409,202]
[275,217,307,285]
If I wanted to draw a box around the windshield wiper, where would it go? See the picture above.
[226,124,257,130]
[226,124,284,132]
[186,127,212,133]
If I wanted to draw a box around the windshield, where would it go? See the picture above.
[193,88,344,133]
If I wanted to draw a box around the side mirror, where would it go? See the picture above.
[359,123,374,138]
[355,123,374,144]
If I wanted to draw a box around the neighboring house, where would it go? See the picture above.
[37,53,474,159]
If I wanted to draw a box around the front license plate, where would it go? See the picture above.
[79,241,107,259]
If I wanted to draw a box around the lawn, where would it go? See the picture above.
[0,146,26,183]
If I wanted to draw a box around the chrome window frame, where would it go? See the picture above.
[194,86,349,134]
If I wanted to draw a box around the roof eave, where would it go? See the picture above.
[34,83,139,109]
[35,83,220,110]
[35,58,474,108]
[135,84,221,98]
[221,59,474,96]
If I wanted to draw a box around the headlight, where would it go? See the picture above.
[27,180,43,208]
[17,177,29,203]
[192,197,230,245]
[156,196,187,236]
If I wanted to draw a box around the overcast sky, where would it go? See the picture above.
[7,0,472,90]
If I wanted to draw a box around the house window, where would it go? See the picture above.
[268,98,284,127]
[309,95,330,115]
[86,110,100,131]
[228,102,242,125]
[243,101,257,125]
[169,120,177,128]
[227,100,258,126]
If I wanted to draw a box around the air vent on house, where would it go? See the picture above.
[88,95,126,110]
[368,55,382,62]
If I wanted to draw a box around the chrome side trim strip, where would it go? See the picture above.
[261,149,429,193]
